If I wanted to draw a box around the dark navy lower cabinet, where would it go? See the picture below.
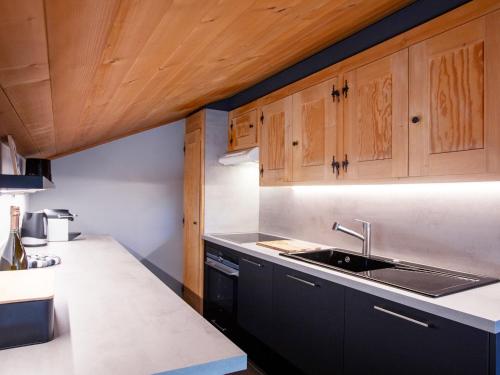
[237,254,273,346]
[272,265,345,375]
[344,288,491,375]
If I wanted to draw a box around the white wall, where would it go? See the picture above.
[204,109,259,234]
[260,182,500,278]
[0,142,29,247]
[30,121,185,283]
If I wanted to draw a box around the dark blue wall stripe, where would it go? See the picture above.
[207,0,470,111]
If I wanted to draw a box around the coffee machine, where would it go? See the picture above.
[44,209,81,242]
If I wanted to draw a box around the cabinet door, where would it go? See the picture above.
[229,110,258,151]
[409,14,500,177]
[272,265,344,375]
[343,49,409,179]
[344,288,490,375]
[237,255,273,346]
[183,127,203,297]
[292,78,340,182]
[260,97,292,185]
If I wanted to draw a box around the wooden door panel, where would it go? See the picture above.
[292,78,339,182]
[260,97,292,185]
[301,99,325,166]
[357,73,393,161]
[183,128,202,296]
[409,13,500,176]
[429,41,484,154]
[343,50,408,180]
[230,109,257,151]
[267,112,286,170]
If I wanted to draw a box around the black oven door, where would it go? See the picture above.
[204,256,239,335]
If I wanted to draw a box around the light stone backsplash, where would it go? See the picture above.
[259,182,500,278]
[204,109,259,234]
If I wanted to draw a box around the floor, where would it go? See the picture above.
[232,361,266,375]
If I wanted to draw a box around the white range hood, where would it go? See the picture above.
[218,147,259,166]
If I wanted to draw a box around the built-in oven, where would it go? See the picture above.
[204,243,239,337]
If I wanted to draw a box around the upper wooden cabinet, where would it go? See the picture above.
[292,78,340,182]
[236,7,500,186]
[409,13,500,177]
[228,109,258,151]
[343,50,409,180]
[260,97,292,185]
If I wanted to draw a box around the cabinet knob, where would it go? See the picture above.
[193,221,197,225]
[411,116,421,124]
[249,123,254,128]
[292,141,299,146]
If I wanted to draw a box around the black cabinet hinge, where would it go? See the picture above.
[260,112,264,124]
[342,154,349,172]
[331,84,340,102]
[183,144,185,153]
[342,80,349,98]
[260,164,264,178]
[331,156,340,176]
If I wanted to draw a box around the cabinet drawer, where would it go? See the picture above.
[344,288,490,375]
[229,110,258,151]
[272,265,344,375]
[238,255,273,345]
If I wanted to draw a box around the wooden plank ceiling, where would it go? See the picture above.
[0,0,411,159]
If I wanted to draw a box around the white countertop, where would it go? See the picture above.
[0,235,246,375]
[204,233,500,334]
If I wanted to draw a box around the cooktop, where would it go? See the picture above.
[212,233,287,244]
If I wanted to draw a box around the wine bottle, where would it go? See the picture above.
[0,206,28,271]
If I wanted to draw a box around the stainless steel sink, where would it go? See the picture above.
[292,249,395,273]
[282,248,498,297]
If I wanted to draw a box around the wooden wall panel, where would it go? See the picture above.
[0,0,413,158]
[0,0,55,157]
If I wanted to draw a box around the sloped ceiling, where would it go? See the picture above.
[0,0,411,159]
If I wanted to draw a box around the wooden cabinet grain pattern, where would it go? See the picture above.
[409,11,500,177]
[243,9,500,186]
[292,77,340,182]
[228,109,258,151]
[183,111,204,298]
[342,49,409,180]
[260,97,292,185]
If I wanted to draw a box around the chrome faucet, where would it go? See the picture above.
[332,219,372,257]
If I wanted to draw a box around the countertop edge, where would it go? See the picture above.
[157,354,247,375]
[203,234,500,334]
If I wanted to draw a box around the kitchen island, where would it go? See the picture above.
[0,235,246,375]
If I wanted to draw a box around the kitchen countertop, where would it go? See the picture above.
[204,233,500,334]
[0,235,246,375]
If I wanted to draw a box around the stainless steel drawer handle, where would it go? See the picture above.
[286,274,317,287]
[241,258,263,268]
[374,306,429,328]
[205,259,239,277]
